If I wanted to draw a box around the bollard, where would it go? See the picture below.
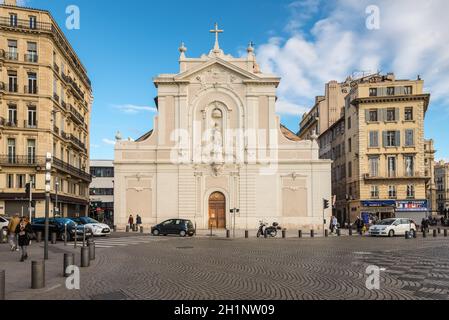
[64,224,67,246]
[245,230,249,239]
[226,230,230,238]
[444,229,448,237]
[325,230,329,238]
[113,225,117,232]
[349,228,353,236]
[282,230,286,239]
[310,230,314,238]
[80,247,90,268]
[433,229,437,238]
[36,231,42,243]
[405,231,409,239]
[140,226,144,234]
[337,229,341,237]
[31,261,45,289]
[298,230,302,238]
[133,224,136,232]
[88,242,96,261]
[82,227,86,247]
[0,270,5,301]
[63,253,75,277]
[438,228,441,234]
[126,225,130,233]
[423,230,427,238]
[51,232,57,245]
[0,230,6,244]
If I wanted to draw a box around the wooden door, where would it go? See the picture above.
[209,192,226,229]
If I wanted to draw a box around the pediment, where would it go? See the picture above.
[175,58,260,83]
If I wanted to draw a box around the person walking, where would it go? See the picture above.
[136,214,142,229]
[128,215,134,230]
[355,216,364,235]
[332,216,338,234]
[7,214,20,252]
[15,217,34,262]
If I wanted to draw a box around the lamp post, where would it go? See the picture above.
[44,152,52,260]
[55,179,59,218]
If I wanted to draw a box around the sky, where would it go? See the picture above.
[11,0,449,161]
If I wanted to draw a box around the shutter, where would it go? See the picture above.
[380,87,386,96]
[383,131,387,147]
[374,131,379,147]
[395,108,400,122]
[383,109,387,122]
[365,110,370,123]
[396,131,401,147]
[378,109,383,122]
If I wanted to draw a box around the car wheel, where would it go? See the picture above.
[152,229,160,236]
[179,230,187,237]
[388,230,395,237]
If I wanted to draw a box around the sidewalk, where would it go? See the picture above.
[0,240,94,300]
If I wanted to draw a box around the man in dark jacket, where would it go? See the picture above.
[15,217,34,262]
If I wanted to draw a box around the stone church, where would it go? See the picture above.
[114,25,331,231]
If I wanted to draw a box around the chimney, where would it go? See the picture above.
[4,0,18,6]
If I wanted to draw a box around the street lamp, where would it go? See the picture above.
[44,152,52,260]
[55,178,59,218]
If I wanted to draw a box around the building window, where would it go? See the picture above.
[369,131,379,148]
[7,139,16,163]
[407,185,415,199]
[388,156,397,178]
[10,13,18,27]
[388,186,397,199]
[405,129,415,147]
[369,157,379,177]
[27,106,37,128]
[16,174,26,189]
[8,71,18,92]
[405,107,414,121]
[348,162,352,178]
[8,105,17,126]
[27,73,38,94]
[27,140,36,164]
[371,186,379,199]
[7,39,18,60]
[368,109,378,122]
[404,155,414,177]
[347,117,351,130]
[29,175,36,188]
[386,108,397,122]
[26,42,38,63]
[7,174,14,189]
[29,16,37,29]
[384,131,400,147]
[369,88,378,97]
[387,87,395,96]
[404,86,413,95]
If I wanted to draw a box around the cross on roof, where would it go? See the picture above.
[210,23,224,51]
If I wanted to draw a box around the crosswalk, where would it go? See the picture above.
[92,236,166,249]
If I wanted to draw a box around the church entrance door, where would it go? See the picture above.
[208,192,226,229]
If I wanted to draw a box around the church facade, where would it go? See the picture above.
[114,26,332,231]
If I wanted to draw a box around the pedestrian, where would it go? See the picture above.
[355,216,364,235]
[128,215,134,230]
[332,216,338,234]
[136,214,142,229]
[7,214,20,252]
[15,217,34,262]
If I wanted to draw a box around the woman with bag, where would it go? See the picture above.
[15,217,34,262]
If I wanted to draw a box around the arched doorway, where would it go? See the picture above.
[209,192,226,229]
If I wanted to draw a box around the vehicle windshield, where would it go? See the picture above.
[84,218,100,224]
[56,219,76,227]
[377,219,396,226]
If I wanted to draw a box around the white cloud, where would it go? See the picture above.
[114,104,157,115]
[102,138,116,146]
[257,0,449,115]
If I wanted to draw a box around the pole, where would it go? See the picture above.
[44,153,52,260]
[55,180,58,218]
[64,224,67,246]
[29,182,33,221]
[74,223,77,249]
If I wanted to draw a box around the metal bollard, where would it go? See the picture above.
[82,227,86,247]
[423,230,427,238]
[282,230,286,239]
[349,228,353,236]
[438,228,441,234]
[63,253,75,277]
[444,229,448,237]
[113,225,117,232]
[36,231,42,243]
[325,230,329,238]
[64,224,67,246]
[140,226,144,234]
[245,230,249,239]
[0,230,6,244]
[298,230,302,238]
[31,261,45,289]
[88,241,96,261]
[80,247,90,268]
[433,230,437,238]
[405,231,409,239]
[0,270,5,301]
[126,225,130,233]
[226,230,230,238]
[310,230,314,238]
[51,232,57,245]
[337,229,341,237]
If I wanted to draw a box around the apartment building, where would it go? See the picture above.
[435,161,449,214]
[0,0,92,217]
[89,160,114,223]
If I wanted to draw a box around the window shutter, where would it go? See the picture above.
[395,108,400,121]
[396,131,401,147]
[365,110,370,123]
[374,131,379,147]
[383,131,387,147]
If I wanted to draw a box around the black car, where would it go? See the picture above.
[32,218,92,241]
[151,219,195,237]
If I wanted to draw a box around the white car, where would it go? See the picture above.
[369,218,417,237]
[72,217,111,237]
[0,216,10,231]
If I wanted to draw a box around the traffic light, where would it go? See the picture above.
[323,199,330,210]
[25,183,31,196]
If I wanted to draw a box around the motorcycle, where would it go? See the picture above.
[257,221,282,238]
[256,221,267,238]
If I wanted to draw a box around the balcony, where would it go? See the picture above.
[53,63,60,74]
[69,134,87,153]
[0,81,5,91]
[68,104,85,125]
[24,85,38,95]
[53,125,59,135]
[53,92,60,103]
[364,172,430,181]
[61,100,67,110]
[53,157,91,182]
[61,131,69,140]
[24,120,38,129]
[0,155,40,166]
[7,83,18,93]
[24,53,38,63]
[3,120,18,128]
[5,51,18,61]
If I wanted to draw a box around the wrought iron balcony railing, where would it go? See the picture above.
[68,104,85,125]
[24,120,38,129]
[24,85,38,94]
[5,51,18,61]
[24,53,38,63]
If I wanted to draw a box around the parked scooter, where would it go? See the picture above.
[257,221,282,238]
[257,221,267,238]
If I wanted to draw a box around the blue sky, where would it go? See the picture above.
[18,0,449,161]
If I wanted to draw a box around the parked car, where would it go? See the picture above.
[151,219,195,237]
[31,218,93,241]
[0,216,10,231]
[71,217,111,237]
[369,218,417,237]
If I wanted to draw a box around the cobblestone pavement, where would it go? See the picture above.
[1,234,449,300]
